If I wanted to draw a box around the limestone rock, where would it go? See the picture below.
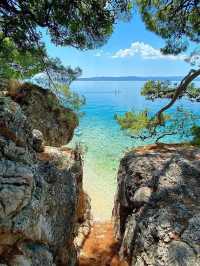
[133,187,152,207]
[0,97,34,155]
[74,191,92,249]
[0,96,85,266]
[32,129,44,152]
[0,97,35,219]
[114,144,200,266]
[11,83,78,146]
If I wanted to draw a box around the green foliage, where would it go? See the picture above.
[64,111,77,126]
[0,1,131,81]
[136,0,200,56]
[32,63,82,89]
[0,35,80,81]
[32,70,85,112]
[115,109,161,135]
[117,1,200,144]
[116,107,198,143]
[141,80,173,99]
[0,0,131,51]
[141,80,200,101]
[39,82,85,113]
[117,78,200,144]
[0,36,47,79]
[57,84,85,111]
[187,83,200,101]
[63,67,82,85]
[191,126,200,147]
[47,94,58,110]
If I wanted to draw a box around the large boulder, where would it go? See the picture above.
[114,144,200,266]
[0,96,83,266]
[9,82,78,146]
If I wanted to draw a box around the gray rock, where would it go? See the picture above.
[32,129,44,152]
[133,187,152,207]
[10,255,32,266]
[11,83,78,146]
[9,242,56,266]
[168,241,196,266]
[0,96,87,266]
[74,191,92,249]
[114,144,200,266]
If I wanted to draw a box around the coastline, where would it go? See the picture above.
[83,159,117,221]
[70,80,200,221]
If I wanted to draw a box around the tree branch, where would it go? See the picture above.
[155,132,176,143]
[156,68,200,124]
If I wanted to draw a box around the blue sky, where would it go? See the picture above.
[43,11,190,78]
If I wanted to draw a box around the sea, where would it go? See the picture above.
[70,80,200,220]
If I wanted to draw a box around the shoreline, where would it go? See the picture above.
[83,161,116,221]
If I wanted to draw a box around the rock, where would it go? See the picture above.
[0,96,87,266]
[74,191,92,249]
[133,187,152,207]
[9,243,56,266]
[10,82,78,146]
[0,97,35,219]
[9,255,32,266]
[168,240,196,266]
[0,97,34,153]
[32,129,44,152]
[113,144,200,266]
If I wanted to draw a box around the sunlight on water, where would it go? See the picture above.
[69,81,200,220]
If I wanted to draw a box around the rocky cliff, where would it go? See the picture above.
[113,144,200,266]
[5,82,78,146]
[0,85,89,266]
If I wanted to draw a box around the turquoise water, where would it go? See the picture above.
[70,81,200,220]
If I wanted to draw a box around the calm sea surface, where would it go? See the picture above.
[70,81,200,220]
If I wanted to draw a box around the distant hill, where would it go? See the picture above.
[78,76,200,81]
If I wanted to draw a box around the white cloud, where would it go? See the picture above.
[112,42,187,61]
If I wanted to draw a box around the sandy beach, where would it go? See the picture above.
[83,159,117,221]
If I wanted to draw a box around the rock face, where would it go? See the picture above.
[74,191,92,249]
[114,144,200,266]
[9,82,78,146]
[0,96,86,266]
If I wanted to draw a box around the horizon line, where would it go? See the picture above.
[79,75,185,78]
[77,75,200,81]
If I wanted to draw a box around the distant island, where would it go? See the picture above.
[78,76,200,81]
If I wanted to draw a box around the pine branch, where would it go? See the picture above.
[156,68,200,124]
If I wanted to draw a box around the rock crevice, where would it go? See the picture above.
[0,87,90,266]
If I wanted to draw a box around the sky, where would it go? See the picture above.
[42,11,191,78]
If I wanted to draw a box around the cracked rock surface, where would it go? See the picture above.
[0,96,84,266]
[113,144,200,266]
[9,83,78,147]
